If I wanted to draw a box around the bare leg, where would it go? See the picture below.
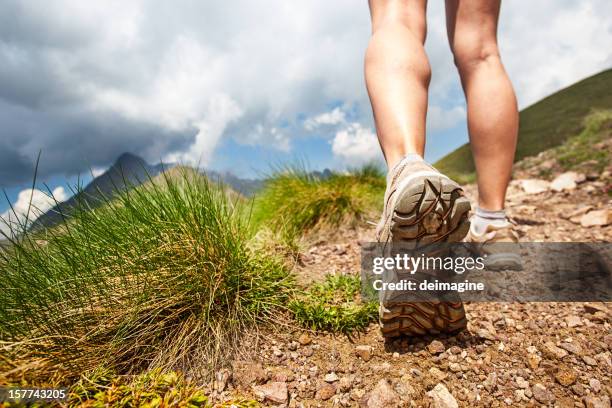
[445,0,518,211]
[365,0,430,169]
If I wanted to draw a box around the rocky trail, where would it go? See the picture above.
[213,163,611,407]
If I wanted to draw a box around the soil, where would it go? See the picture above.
[215,162,612,407]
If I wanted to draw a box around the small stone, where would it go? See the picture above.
[544,341,568,359]
[287,341,299,351]
[429,367,448,381]
[514,389,527,402]
[551,171,581,192]
[355,345,373,361]
[555,368,577,386]
[584,303,609,315]
[302,347,314,357]
[483,372,497,392]
[594,352,610,367]
[338,376,353,392]
[350,387,366,400]
[532,383,555,404]
[232,361,268,388]
[566,205,594,219]
[427,383,459,408]
[583,355,598,366]
[325,372,339,383]
[566,315,582,327]
[476,328,497,341]
[515,376,529,389]
[559,342,582,355]
[449,346,462,355]
[584,395,611,408]
[316,383,336,400]
[589,378,602,393]
[410,368,422,377]
[428,340,446,355]
[298,333,312,345]
[366,379,400,408]
[520,179,550,194]
[528,353,541,369]
[252,382,288,404]
[449,363,462,373]
[572,384,586,396]
[580,209,612,227]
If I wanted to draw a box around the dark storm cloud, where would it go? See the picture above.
[0,0,610,189]
[0,99,195,188]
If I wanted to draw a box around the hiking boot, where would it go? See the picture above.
[376,157,471,337]
[376,159,471,245]
[465,220,523,271]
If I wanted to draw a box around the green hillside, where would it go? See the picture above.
[435,68,612,182]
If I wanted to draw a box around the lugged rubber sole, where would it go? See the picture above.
[380,174,471,338]
[380,301,467,337]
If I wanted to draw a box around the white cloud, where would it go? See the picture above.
[331,123,382,165]
[236,124,291,153]
[499,0,612,108]
[91,167,107,178]
[0,187,67,237]
[427,106,465,132]
[1,0,611,183]
[304,107,346,130]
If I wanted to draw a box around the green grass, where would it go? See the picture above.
[66,368,259,407]
[435,68,612,182]
[251,164,385,240]
[0,168,293,383]
[0,163,384,391]
[67,369,209,407]
[289,274,377,333]
[554,110,612,171]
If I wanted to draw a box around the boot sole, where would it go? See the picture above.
[380,174,470,337]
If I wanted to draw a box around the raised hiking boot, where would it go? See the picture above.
[465,220,523,271]
[375,157,471,337]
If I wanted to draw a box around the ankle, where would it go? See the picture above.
[470,206,508,235]
[387,153,423,171]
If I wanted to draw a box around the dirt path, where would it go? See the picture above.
[222,171,611,407]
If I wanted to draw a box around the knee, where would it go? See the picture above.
[452,37,501,74]
[370,1,427,43]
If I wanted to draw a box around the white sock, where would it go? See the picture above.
[471,207,508,235]
[401,153,423,163]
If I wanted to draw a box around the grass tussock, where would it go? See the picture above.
[289,274,377,333]
[252,164,385,240]
[0,168,293,383]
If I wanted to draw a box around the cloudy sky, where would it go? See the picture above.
[1,0,612,222]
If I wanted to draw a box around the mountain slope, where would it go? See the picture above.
[31,154,269,230]
[32,153,169,229]
[435,68,612,182]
